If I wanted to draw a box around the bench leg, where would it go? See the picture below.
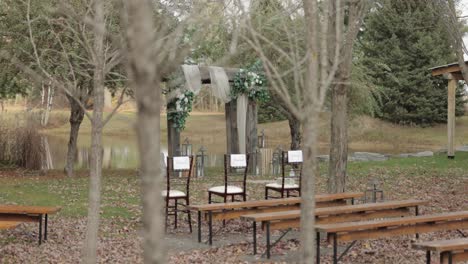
[415,206,419,239]
[44,214,48,241]
[333,233,338,264]
[253,221,257,255]
[316,232,320,264]
[441,252,453,264]
[266,222,271,259]
[38,214,43,245]
[197,211,202,243]
[208,211,213,246]
[426,250,430,264]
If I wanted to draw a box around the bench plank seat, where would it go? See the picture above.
[0,221,20,230]
[0,205,61,245]
[413,239,468,264]
[241,199,427,222]
[0,205,61,215]
[189,192,363,211]
[315,211,468,233]
[413,238,468,252]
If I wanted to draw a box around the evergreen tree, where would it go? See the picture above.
[360,0,465,125]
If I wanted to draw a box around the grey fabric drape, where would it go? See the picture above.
[208,66,231,103]
[181,65,202,95]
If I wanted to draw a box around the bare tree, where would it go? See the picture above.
[82,0,105,262]
[20,0,127,262]
[237,0,367,262]
[328,1,368,194]
[433,0,468,81]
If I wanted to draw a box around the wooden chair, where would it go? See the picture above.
[265,150,302,199]
[163,156,193,232]
[208,154,249,204]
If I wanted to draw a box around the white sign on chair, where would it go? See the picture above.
[173,156,190,170]
[230,154,247,168]
[288,150,303,163]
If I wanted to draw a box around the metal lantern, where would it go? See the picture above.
[258,129,266,148]
[181,137,192,156]
[365,178,384,203]
[195,146,207,177]
[271,146,282,175]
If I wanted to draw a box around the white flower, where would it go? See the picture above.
[184,98,188,103]
[259,80,263,84]
[176,104,181,111]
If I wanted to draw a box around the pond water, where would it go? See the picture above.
[43,135,229,170]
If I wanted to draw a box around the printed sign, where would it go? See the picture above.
[230,154,247,167]
[288,150,303,163]
[173,156,190,170]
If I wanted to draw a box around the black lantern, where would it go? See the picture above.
[195,146,207,177]
[365,178,384,203]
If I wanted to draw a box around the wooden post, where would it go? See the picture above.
[225,101,239,154]
[167,111,180,157]
[246,100,258,173]
[447,76,456,159]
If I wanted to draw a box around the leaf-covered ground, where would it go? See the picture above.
[0,153,467,263]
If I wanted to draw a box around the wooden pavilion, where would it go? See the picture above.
[430,62,467,158]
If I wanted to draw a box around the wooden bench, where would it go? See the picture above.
[189,192,363,245]
[241,199,427,258]
[0,221,20,230]
[0,205,61,245]
[316,211,468,264]
[413,238,468,264]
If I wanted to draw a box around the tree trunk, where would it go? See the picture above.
[328,82,348,193]
[82,0,105,262]
[124,1,166,263]
[299,111,318,263]
[327,0,365,194]
[288,115,302,150]
[65,97,85,177]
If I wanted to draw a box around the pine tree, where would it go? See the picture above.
[360,0,465,125]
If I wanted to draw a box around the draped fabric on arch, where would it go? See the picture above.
[169,65,251,155]
[181,65,202,95]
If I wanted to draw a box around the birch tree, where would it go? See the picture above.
[238,0,367,262]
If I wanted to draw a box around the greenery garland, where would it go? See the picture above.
[231,61,269,103]
[167,90,194,131]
